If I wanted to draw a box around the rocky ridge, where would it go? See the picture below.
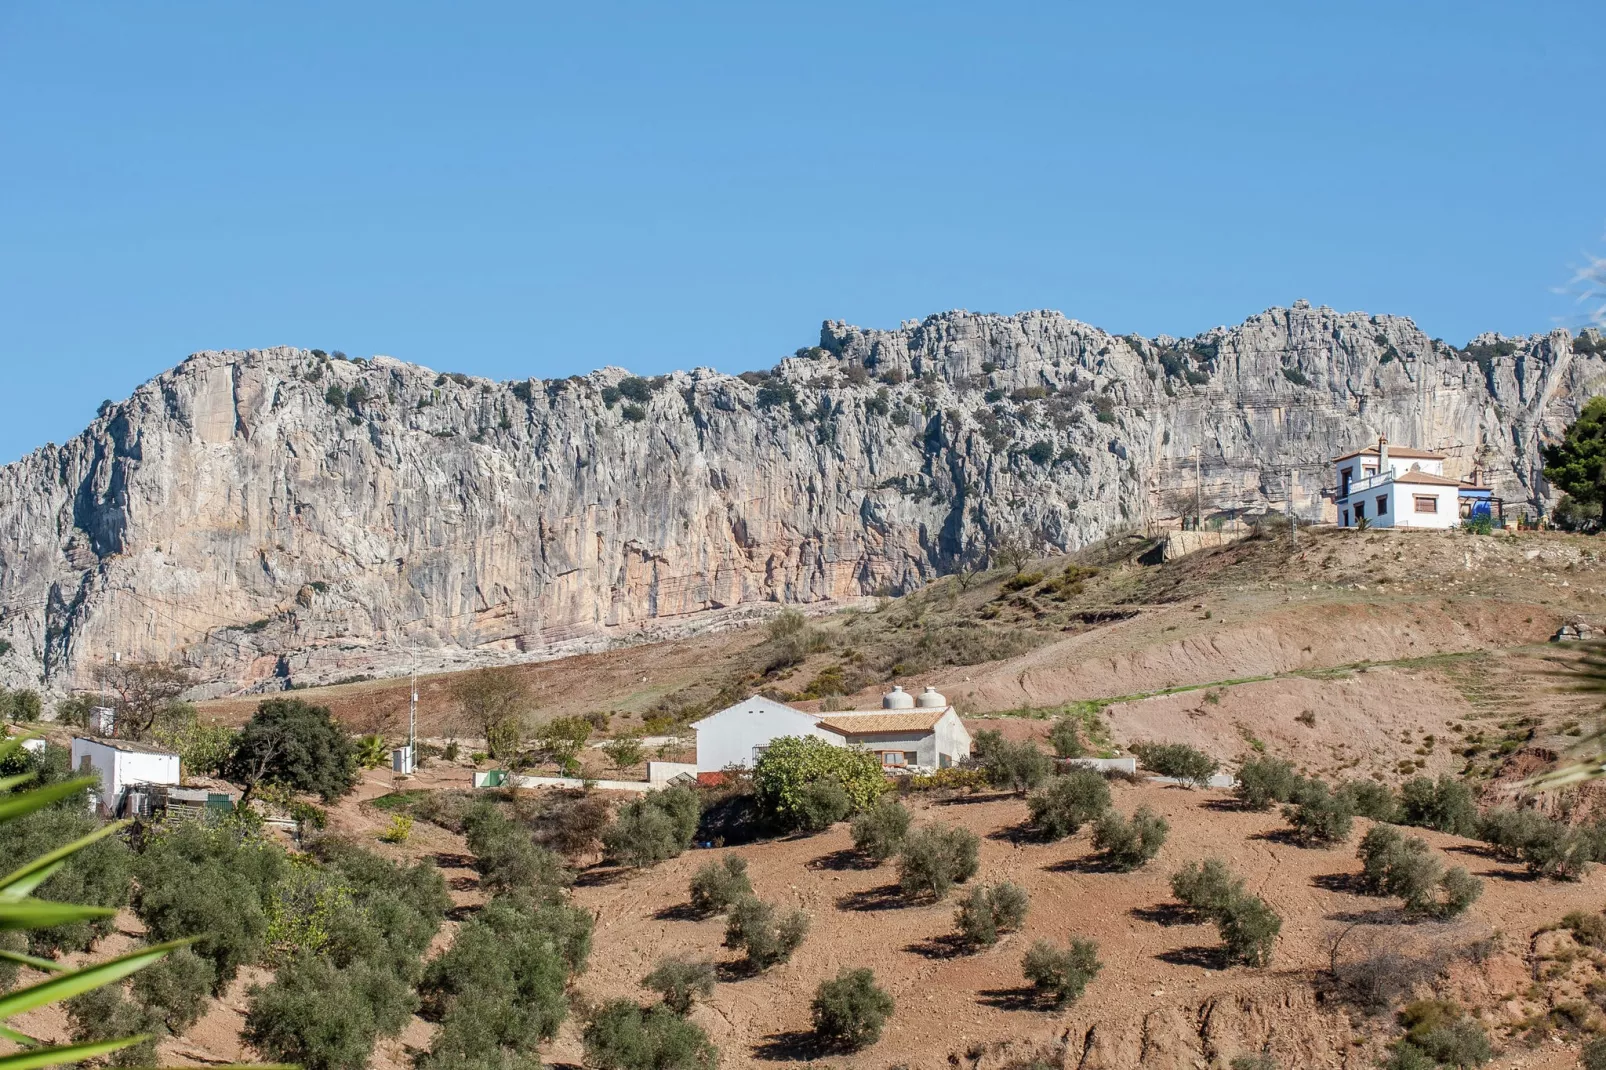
[1,303,1602,691]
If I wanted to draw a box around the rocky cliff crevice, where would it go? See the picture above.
[1,302,1602,690]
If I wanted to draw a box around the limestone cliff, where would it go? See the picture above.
[2,302,1602,690]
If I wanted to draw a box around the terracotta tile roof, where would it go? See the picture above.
[816,710,947,735]
[1332,446,1447,462]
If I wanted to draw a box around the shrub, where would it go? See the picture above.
[465,805,571,894]
[978,737,1053,793]
[1584,1036,1606,1070]
[1021,937,1101,1006]
[954,882,1030,948]
[1234,757,1302,811]
[1515,819,1594,880]
[1356,825,1479,916]
[621,404,647,423]
[1393,1001,1491,1068]
[133,819,286,986]
[1216,895,1281,967]
[1436,866,1483,918]
[603,735,646,774]
[1229,1057,1277,1070]
[583,1000,718,1070]
[1169,858,1245,920]
[131,945,216,1033]
[1475,807,1550,861]
[642,957,717,1016]
[1336,779,1396,820]
[897,824,980,900]
[380,814,414,843]
[794,778,853,832]
[752,736,885,830]
[850,799,911,862]
[1026,769,1110,840]
[245,956,416,1070]
[811,967,894,1050]
[65,985,159,1067]
[1132,742,1218,787]
[1091,806,1168,871]
[617,376,652,403]
[224,697,358,803]
[1048,717,1084,758]
[687,856,752,917]
[603,786,701,868]
[419,896,577,1054]
[1281,781,1353,846]
[1396,776,1478,837]
[0,804,132,954]
[724,896,809,970]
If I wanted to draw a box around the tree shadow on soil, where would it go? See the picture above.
[574,866,632,888]
[652,902,707,922]
[807,848,877,872]
[430,851,477,869]
[1249,828,1326,848]
[934,792,1018,807]
[835,883,910,912]
[751,1031,828,1061]
[976,986,1047,1011]
[1130,903,1199,927]
[1156,945,1229,970]
[905,933,971,960]
[1043,854,1120,874]
[1198,797,1254,813]
[1312,872,1370,894]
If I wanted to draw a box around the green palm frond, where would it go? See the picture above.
[1522,639,1606,792]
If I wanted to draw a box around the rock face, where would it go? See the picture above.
[2,303,1602,690]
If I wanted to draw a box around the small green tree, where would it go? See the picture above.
[1336,779,1396,820]
[224,697,357,804]
[603,735,646,775]
[1091,806,1168,871]
[1169,858,1245,920]
[978,737,1053,792]
[1542,395,1606,508]
[724,896,809,970]
[65,985,160,1068]
[0,803,132,954]
[687,856,751,917]
[1234,757,1303,811]
[1216,895,1280,967]
[1048,717,1085,758]
[1132,742,1218,787]
[752,736,885,829]
[1026,769,1110,839]
[451,669,531,761]
[131,945,216,1033]
[1021,937,1101,1006]
[244,956,416,1070]
[954,882,1030,948]
[603,786,701,867]
[794,778,853,832]
[811,967,894,1050]
[1281,781,1353,846]
[642,957,717,1016]
[897,824,980,900]
[1582,1035,1606,1070]
[582,1000,718,1070]
[1396,776,1479,836]
[850,798,912,862]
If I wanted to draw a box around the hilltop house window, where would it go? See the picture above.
[1376,495,1388,516]
[1342,509,1350,526]
[1340,467,1354,497]
[1354,501,1365,520]
[1414,495,1438,514]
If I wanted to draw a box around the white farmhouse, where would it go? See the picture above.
[690,685,972,775]
[70,736,181,817]
[1333,438,1492,530]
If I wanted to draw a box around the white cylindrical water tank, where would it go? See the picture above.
[882,685,915,710]
[915,686,947,708]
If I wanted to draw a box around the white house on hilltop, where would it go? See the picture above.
[690,685,972,775]
[1333,438,1499,530]
[70,736,180,817]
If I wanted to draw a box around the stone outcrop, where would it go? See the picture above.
[1,303,1602,690]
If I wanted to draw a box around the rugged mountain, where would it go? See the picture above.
[2,302,1602,691]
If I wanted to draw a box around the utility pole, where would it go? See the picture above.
[408,676,418,770]
[1193,447,1202,530]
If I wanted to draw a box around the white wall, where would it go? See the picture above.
[1384,483,1457,529]
[70,739,180,813]
[691,698,835,772]
[932,710,972,767]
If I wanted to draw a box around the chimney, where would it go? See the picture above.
[1377,435,1389,476]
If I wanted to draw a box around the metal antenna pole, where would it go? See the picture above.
[408,677,418,773]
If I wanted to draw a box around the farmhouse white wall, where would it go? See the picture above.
[691,697,841,772]
[69,738,180,814]
[931,709,972,767]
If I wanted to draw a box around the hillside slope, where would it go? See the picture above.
[2,305,1603,690]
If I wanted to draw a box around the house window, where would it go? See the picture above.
[1341,509,1350,527]
[880,751,905,767]
[1363,466,1377,478]
[903,751,918,766]
[1414,495,1438,514]
[1354,501,1365,520]
[1339,467,1353,497]
[751,745,769,764]
[1376,495,1388,516]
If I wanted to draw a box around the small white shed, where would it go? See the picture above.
[690,696,840,773]
[70,736,181,816]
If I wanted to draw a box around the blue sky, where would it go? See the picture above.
[2,1,1602,463]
